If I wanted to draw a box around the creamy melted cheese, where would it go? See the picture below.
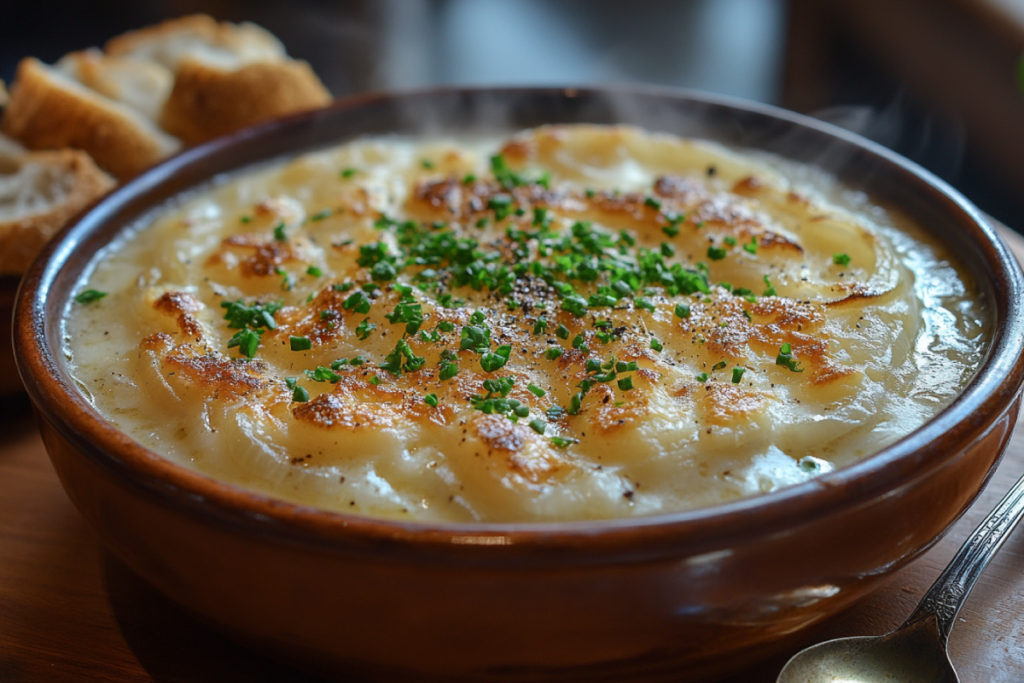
[63,125,989,522]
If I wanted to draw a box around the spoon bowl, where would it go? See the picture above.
[778,449,1024,683]
[778,616,956,683]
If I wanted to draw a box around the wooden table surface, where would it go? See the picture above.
[3,228,1024,683]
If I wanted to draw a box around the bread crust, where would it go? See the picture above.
[1,58,179,179]
[0,148,114,275]
[105,14,283,66]
[160,58,331,144]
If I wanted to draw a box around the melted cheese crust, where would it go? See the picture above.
[64,125,989,522]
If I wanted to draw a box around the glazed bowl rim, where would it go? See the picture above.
[14,84,1024,560]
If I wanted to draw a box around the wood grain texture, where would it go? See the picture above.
[2,226,1023,683]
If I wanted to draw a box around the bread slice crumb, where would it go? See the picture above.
[0,145,115,275]
[1,57,180,179]
[107,14,331,144]
[162,57,331,143]
[58,48,174,121]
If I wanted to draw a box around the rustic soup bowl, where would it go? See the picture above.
[0,276,21,395]
[14,87,1024,682]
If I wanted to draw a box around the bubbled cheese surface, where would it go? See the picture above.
[63,125,989,522]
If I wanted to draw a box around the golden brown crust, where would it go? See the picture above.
[697,382,771,426]
[161,343,267,399]
[1,58,178,179]
[106,15,236,57]
[160,58,331,145]
[409,174,801,251]
[0,148,115,275]
[105,14,283,65]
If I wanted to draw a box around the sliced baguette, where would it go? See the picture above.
[105,14,285,69]
[1,57,180,179]
[106,14,331,144]
[59,48,174,121]
[161,57,331,143]
[0,145,114,275]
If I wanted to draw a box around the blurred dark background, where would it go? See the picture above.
[3,0,1023,231]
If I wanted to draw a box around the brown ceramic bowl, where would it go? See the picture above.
[14,87,1024,682]
[0,276,21,396]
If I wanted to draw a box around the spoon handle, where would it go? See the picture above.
[903,463,1024,642]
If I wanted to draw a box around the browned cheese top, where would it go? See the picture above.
[64,125,988,522]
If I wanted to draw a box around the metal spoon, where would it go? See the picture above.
[777,464,1024,683]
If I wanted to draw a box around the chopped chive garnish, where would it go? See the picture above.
[732,367,745,383]
[674,303,691,319]
[833,253,851,267]
[696,372,709,382]
[333,282,354,292]
[527,383,546,398]
[227,328,262,358]
[763,275,777,297]
[421,159,435,169]
[617,377,634,391]
[341,168,358,178]
[285,377,299,390]
[550,436,577,448]
[306,265,323,277]
[369,375,381,386]
[724,236,737,246]
[743,238,758,254]
[650,338,664,352]
[556,324,570,340]
[439,361,459,381]
[307,366,341,383]
[424,393,439,407]
[222,299,282,333]
[292,385,310,402]
[350,355,366,367]
[310,209,332,222]
[776,342,804,372]
[707,246,727,260]
[355,319,376,340]
[290,336,312,351]
[273,222,287,241]
[636,298,655,312]
[488,194,514,221]
[74,289,107,304]
[463,173,476,184]
[545,347,564,361]
[533,207,549,227]
[330,359,349,371]
[572,334,587,350]
[561,295,589,317]
[529,419,546,435]
[480,345,512,373]
[343,290,372,314]
[438,321,455,333]
[533,317,549,335]
[711,360,727,371]
[644,197,662,210]
[660,242,675,257]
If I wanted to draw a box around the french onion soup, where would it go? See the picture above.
[63,125,988,522]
